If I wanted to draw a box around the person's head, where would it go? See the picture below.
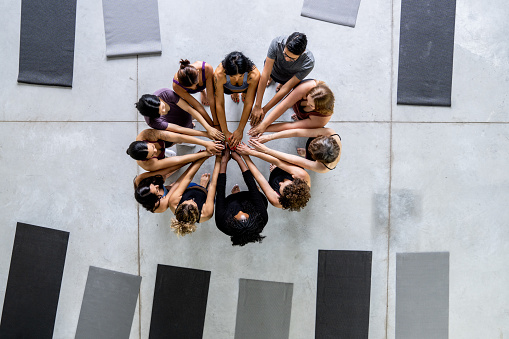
[134,175,165,212]
[126,141,158,160]
[306,81,335,115]
[170,201,200,236]
[308,135,341,164]
[225,210,266,246]
[278,178,311,211]
[177,59,199,89]
[135,94,161,118]
[221,51,255,76]
[285,32,307,57]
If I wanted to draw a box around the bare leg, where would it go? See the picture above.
[200,173,210,188]
[200,90,210,106]
[241,92,246,103]
[231,93,240,103]
[267,77,272,86]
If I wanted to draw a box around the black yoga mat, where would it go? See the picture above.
[75,266,142,339]
[17,0,77,87]
[397,0,456,106]
[0,222,69,338]
[149,264,211,338]
[315,250,372,338]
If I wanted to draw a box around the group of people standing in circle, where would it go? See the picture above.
[126,32,342,246]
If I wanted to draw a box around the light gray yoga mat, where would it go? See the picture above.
[301,0,362,28]
[75,266,141,339]
[396,252,449,339]
[234,279,293,339]
[102,0,162,57]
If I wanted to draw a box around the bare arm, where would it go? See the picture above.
[199,156,222,222]
[138,151,210,172]
[251,57,275,126]
[248,80,316,136]
[204,63,218,126]
[262,75,301,113]
[141,129,223,154]
[249,138,327,173]
[176,98,224,141]
[168,157,208,211]
[172,78,212,125]
[164,123,208,137]
[134,164,184,187]
[265,115,332,133]
[255,127,336,143]
[214,70,229,137]
[239,153,281,207]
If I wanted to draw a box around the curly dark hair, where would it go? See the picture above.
[134,175,165,212]
[278,178,311,211]
[224,211,266,246]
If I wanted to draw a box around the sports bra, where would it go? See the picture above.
[173,61,207,94]
[305,134,341,170]
[223,72,249,92]
[268,167,293,196]
[177,184,208,222]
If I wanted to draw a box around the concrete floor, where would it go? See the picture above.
[0,0,508,338]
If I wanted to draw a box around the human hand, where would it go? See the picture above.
[248,122,267,137]
[221,148,231,164]
[252,134,272,144]
[205,140,225,155]
[250,106,265,126]
[248,137,270,153]
[228,129,243,149]
[231,151,242,162]
[235,143,253,156]
[207,127,225,142]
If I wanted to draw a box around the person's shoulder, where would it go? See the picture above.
[302,49,315,63]
[154,88,171,96]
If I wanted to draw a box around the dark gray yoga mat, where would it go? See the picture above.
[102,0,162,57]
[315,250,372,338]
[75,266,142,339]
[234,279,293,339]
[301,0,362,28]
[396,252,449,339]
[0,222,69,338]
[397,0,456,106]
[17,0,77,87]
[149,264,210,338]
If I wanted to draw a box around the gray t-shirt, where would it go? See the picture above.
[267,35,315,83]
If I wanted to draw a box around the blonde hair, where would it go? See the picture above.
[170,202,200,236]
[306,81,335,116]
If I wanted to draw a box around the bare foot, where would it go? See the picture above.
[267,77,272,86]
[200,90,210,106]
[269,164,276,172]
[231,184,240,194]
[200,173,211,187]
[291,113,299,122]
[231,93,240,103]
[241,92,246,103]
[275,83,283,92]
[297,148,306,157]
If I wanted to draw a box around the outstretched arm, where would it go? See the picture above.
[262,75,301,114]
[237,151,281,208]
[200,156,222,222]
[142,129,224,155]
[214,70,230,138]
[264,115,331,133]
[173,77,213,126]
[140,151,210,172]
[254,127,335,144]
[176,97,224,141]
[164,123,208,137]
[134,164,184,187]
[248,80,316,136]
[168,156,209,212]
[251,57,275,126]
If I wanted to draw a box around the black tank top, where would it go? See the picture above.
[268,167,293,195]
[177,186,208,221]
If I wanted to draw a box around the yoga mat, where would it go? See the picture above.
[301,0,362,28]
[234,279,293,339]
[17,0,77,87]
[0,222,69,338]
[397,0,456,106]
[75,266,142,339]
[396,252,449,339]
[315,250,372,339]
[102,0,162,57]
[149,264,210,338]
